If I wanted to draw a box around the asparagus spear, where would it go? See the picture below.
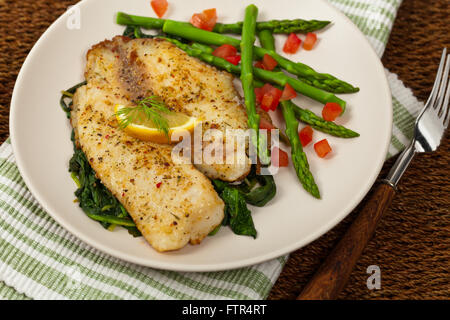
[116,12,330,34]
[214,19,330,34]
[255,69,346,110]
[240,5,270,165]
[190,42,214,54]
[160,36,346,110]
[258,29,276,51]
[295,62,359,93]
[117,12,166,29]
[292,102,360,138]
[280,101,320,198]
[162,20,359,94]
[258,29,320,198]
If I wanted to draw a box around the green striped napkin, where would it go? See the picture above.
[0,0,423,300]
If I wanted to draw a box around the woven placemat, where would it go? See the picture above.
[0,0,448,300]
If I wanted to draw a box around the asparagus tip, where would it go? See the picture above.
[310,188,321,199]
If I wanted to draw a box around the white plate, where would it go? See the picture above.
[10,0,392,272]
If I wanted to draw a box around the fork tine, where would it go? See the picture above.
[423,48,447,112]
[443,70,450,128]
[435,54,450,115]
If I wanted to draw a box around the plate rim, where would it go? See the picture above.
[9,0,392,272]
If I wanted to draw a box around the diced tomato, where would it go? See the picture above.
[271,147,289,167]
[260,95,274,112]
[255,87,264,103]
[260,84,283,111]
[190,14,207,30]
[151,0,168,18]
[202,8,217,20]
[262,92,282,111]
[268,87,283,111]
[254,60,265,69]
[298,126,313,147]
[259,117,276,130]
[303,32,317,50]
[203,9,218,30]
[322,102,343,121]
[225,55,241,65]
[283,33,302,54]
[314,139,332,158]
[262,54,278,71]
[212,44,240,65]
[204,15,217,31]
[212,44,237,59]
[190,8,217,31]
[280,83,297,101]
[259,83,271,95]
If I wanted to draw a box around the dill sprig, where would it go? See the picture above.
[116,96,172,137]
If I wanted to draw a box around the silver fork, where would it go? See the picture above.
[384,48,449,187]
[298,48,450,300]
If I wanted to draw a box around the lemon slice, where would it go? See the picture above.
[115,104,198,144]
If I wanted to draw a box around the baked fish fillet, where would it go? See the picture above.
[71,36,236,252]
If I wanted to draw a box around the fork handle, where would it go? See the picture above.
[297,183,396,300]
